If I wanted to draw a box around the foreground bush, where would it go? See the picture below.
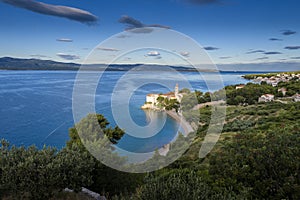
[113,169,247,200]
[0,140,94,199]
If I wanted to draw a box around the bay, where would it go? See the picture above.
[0,70,255,152]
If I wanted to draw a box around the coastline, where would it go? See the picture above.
[157,110,193,156]
[165,110,194,136]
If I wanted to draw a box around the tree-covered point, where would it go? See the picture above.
[66,114,145,197]
[0,114,145,199]
[156,96,180,112]
[67,113,125,148]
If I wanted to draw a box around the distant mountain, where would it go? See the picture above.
[0,57,211,72]
[1,57,299,72]
[0,57,80,70]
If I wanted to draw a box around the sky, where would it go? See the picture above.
[0,0,300,69]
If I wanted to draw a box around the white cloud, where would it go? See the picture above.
[56,38,73,42]
[147,51,160,56]
[180,52,190,57]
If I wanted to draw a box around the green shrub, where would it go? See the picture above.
[0,140,94,199]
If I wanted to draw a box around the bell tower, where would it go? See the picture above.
[175,83,179,99]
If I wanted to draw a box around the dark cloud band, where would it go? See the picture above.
[264,51,282,55]
[219,56,231,59]
[97,47,120,52]
[281,30,297,36]
[255,57,269,60]
[285,46,300,50]
[57,53,80,60]
[56,38,73,42]
[119,15,170,33]
[1,0,98,24]
[246,50,265,54]
[269,38,282,41]
[204,46,219,51]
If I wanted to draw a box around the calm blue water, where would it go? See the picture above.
[0,70,253,152]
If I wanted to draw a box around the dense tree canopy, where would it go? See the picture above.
[0,140,94,199]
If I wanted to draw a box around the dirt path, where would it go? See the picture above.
[192,100,226,110]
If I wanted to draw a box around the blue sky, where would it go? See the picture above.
[0,0,300,67]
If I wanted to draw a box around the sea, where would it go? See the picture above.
[0,70,260,153]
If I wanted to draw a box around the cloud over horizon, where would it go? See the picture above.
[147,51,161,56]
[97,47,120,52]
[246,50,265,54]
[291,57,300,59]
[116,34,131,39]
[219,56,231,59]
[180,52,190,57]
[30,54,50,58]
[56,53,80,60]
[1,0,98,24]
[284,46,300,50]
[255,57,269,60]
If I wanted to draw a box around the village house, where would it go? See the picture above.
[256,72,299,87]
[278,87,287,96]
[293,94,300,102]
[258,94,275,103]
[235,84,245,90]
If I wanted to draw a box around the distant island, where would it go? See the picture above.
[0,57,217,72]
[0,57,80,70]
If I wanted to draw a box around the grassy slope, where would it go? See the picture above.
[180,101,300,163]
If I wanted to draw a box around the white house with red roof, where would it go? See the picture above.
[141,84,182,109]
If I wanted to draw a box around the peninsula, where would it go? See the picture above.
[141,84,194,136]
[141,84,182,110]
